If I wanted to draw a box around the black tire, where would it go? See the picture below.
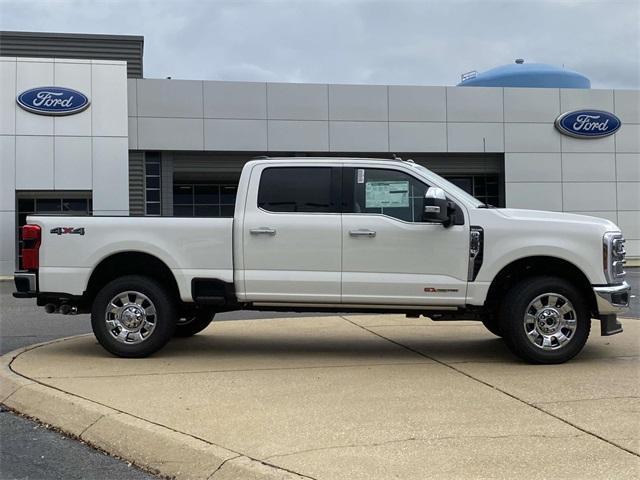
[174,312,215,337]
[91,275,177,358]
[499,276,591,364]
[481,314,503,337]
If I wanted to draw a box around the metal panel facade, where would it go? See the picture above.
[0,56,129,274]
[0,31,143,78]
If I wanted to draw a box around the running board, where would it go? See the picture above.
[252,302,459,310]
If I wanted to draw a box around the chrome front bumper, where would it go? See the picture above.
[593,281,630,315]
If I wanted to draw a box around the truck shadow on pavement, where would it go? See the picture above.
[56,328,522,368]
[23,314,631,367]
[18,326,637,377]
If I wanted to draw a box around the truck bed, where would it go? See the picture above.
[27,215,234,301]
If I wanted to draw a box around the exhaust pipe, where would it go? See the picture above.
[44,303,78,315]
[59,304,78,315]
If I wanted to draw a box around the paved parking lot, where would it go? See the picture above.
[1,271,638,479]
[5,313,639,479]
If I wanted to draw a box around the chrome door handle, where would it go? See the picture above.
[349,229,376,237]
[250,227,276,235]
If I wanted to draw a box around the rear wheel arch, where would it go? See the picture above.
[85,251,180,307]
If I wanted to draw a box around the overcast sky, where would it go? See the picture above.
[1,0,638,89]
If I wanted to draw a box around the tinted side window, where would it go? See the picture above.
[258,167,338,213]
[347,168,430,222]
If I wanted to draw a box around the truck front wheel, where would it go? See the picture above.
[499,276,591,364]
[91,275,177,358]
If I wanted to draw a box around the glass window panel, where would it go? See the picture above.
[258,167,334,213]
[446,177,473,196]
[220,186,238,204]
[173,205,193,216]
[145,162,160,176]
[474,182,486,197]
[194,205,219,217]
[62,199,89,212]
[352,168,429,223]
[220,205,234,217]
[173,185,193,204]
[17,198,34,212]
[486,182,498,196]
[146,203,160,215]
[443,174,502,207]
[194,185,219,205]
[36,199,61,212]
[146,189,160,202]
[146,176,160,189]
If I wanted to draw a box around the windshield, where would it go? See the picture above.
[412,164,484,207]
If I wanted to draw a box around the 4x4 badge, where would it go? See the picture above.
[50,227,85,236]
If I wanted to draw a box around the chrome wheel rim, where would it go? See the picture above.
[105,291,157,345]
[523,293,577,351]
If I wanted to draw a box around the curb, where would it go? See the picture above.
[0,337,308,480]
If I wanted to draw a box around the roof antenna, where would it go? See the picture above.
[392,154,402,161]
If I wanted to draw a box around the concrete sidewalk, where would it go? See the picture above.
[2,315,639,479]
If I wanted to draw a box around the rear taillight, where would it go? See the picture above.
[21,224,41,271]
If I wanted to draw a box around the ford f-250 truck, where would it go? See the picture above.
[14,157,630,363]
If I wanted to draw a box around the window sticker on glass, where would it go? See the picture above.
[357,169,365,184]
[365,181,409,208]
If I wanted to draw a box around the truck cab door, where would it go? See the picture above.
[341,166,469,306]
[241,164,342,303]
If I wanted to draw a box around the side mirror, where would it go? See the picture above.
[423,187,454,226]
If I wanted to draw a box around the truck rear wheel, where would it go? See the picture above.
[174,312,215,337]
[499,276,591,364]
[91,275,177,358]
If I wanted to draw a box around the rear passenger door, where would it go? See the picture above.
[242,164,342,303]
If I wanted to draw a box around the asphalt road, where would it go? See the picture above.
[0,270,638,479]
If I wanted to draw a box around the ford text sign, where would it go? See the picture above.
[17,87,90,116]
[555,110,621,138]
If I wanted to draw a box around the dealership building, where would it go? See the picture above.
[0,31,638,276]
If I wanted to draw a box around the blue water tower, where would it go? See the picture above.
[458,59,591,88]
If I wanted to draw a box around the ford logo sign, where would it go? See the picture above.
[17,86,90,116]
[555,110,621,139]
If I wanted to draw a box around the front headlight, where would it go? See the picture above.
[603,232,626,284]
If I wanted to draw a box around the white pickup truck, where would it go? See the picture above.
[14,157,630,363]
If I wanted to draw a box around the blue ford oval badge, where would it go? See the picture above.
[17,86,90,116]
[555,110,621,138]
